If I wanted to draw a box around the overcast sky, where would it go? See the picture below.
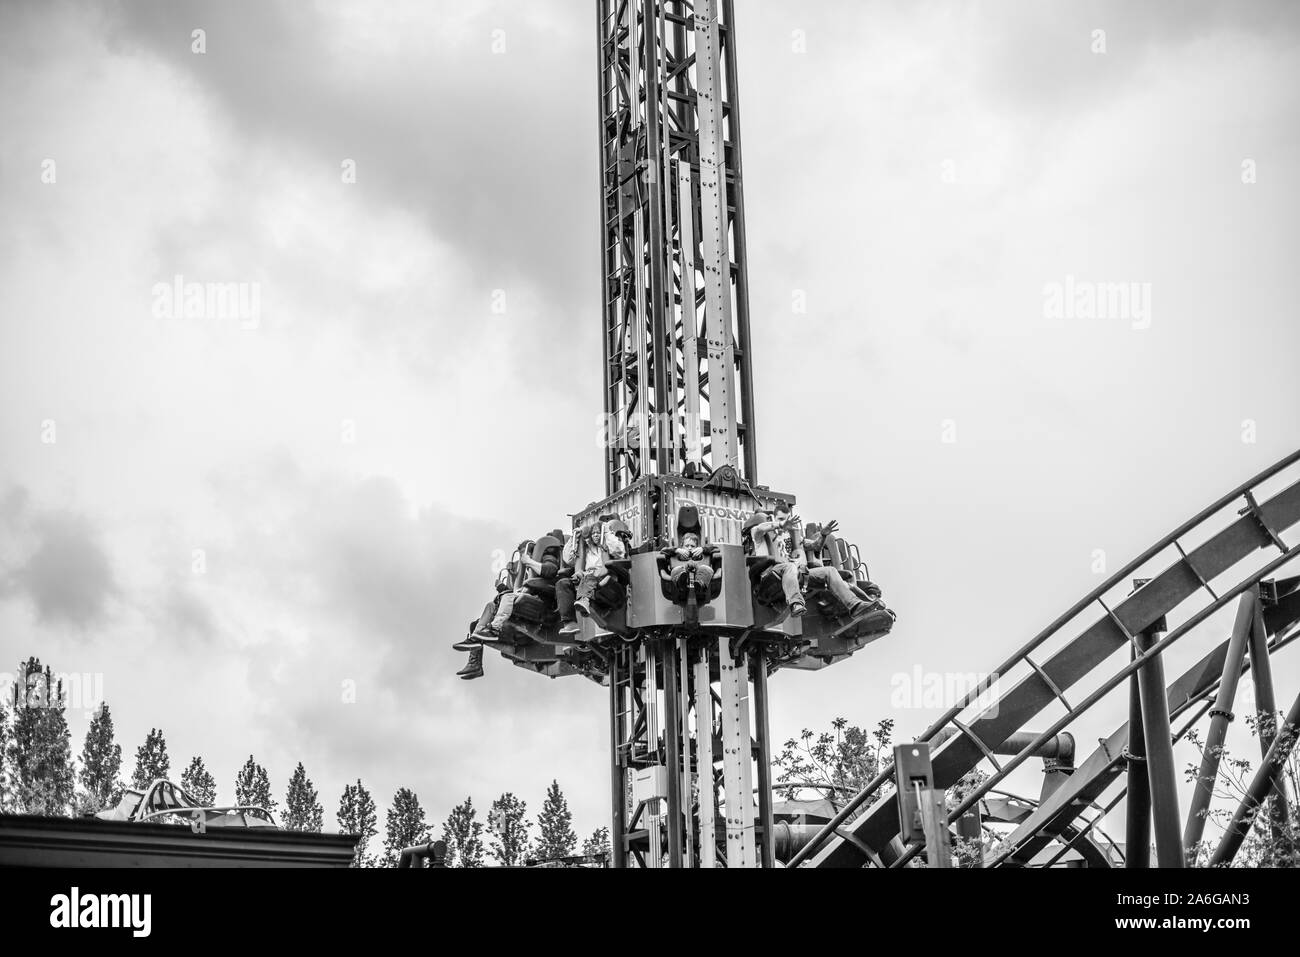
[1,0,1298,850]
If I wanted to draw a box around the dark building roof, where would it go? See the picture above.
[0,814,357,868]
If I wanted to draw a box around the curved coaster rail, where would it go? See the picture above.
[795,449,1300,868]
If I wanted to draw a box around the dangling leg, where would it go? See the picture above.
[557,577,580,636]
[457,645,484,680]
[457,601,496,649]
[780,563,806,616]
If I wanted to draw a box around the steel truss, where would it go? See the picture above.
[609,632,785,868]
[790,450,1300,868]
[597,0,758,495]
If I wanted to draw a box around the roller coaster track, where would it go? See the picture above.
[991,588,1300,867]
[792,449,1300,868]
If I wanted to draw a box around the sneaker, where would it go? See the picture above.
[848,601,873,621]
[856,609,895,634]
[574,599,592,617]
[559,620,581,638]
[472,624,500,641]
[452,638,479,652]
[789,600,807,618]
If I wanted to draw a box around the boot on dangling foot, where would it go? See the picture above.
[457,646,484,680]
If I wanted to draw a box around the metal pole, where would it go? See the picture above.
[1183,590,1255,858]
[1208,686,1300,867]
[717,633,755,866]
[1247,585,1290,852]
[995,730,1075,761]
[609,646,626,868]
[752,651,774,868]
[595,0,616,496]
[1125,645,1151,868]
[919,789,953,868]
[1135,624,1184,867]
[693,645,717,867]
[720,0,758,481]
[661,638,684,866]
[679,636,694,868]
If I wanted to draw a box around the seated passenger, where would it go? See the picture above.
[661,530,717,603]
[605,516,636,556]
[746,505,877,622]
[475,531,564,639]
[743,506,806,616]
[554,529,579,632]
[559,521,628,637]
[803,519,893,629]
[455,531,564,679]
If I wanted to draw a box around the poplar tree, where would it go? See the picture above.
[441,796,485,868]
[181,756,217,806]
[582,825,611,859]
[6,658,75,815]
[337,779,379,867]
[488,792,531,866]
[233,754,276,816]
[383,787,430,867]
[0,697,11,812]
[130,727,171,789]
[78,703,122,812]
[535,780,577,861]
[283,762,324,832]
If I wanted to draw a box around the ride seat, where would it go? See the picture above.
[658,552,724,604]
[591,559,631,614]
[746,557,786,608]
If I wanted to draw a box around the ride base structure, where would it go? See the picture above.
[466,0,1300,871]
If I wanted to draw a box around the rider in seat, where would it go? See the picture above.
[743,508,804,615]
[660,503,718,622]
[559,520,629,638]
[801,519,893,631]
[454,531,565,679]
[745,505,878,623]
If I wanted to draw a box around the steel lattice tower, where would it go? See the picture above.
[596,0,758,494]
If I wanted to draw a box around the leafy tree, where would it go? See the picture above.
[337,779,379,867]
[233,754,276,817]
[947,768,998,867]
[442,796,485,868]
[581,825,611,860]
[130,727,171,789]
[488,792,531,866]
[0,697,11,812]
[383,787,430,867]
[1183,713,1300,868]
[283,762,324,832]
[774,716,894,815]
[6,658,75,815]
[77,703,122,812]
[181,756,217,807]
[534,780,577,861]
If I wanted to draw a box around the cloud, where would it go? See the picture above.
[0,488,118,629]
[185,453,609,824]
[103,0,595,349]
